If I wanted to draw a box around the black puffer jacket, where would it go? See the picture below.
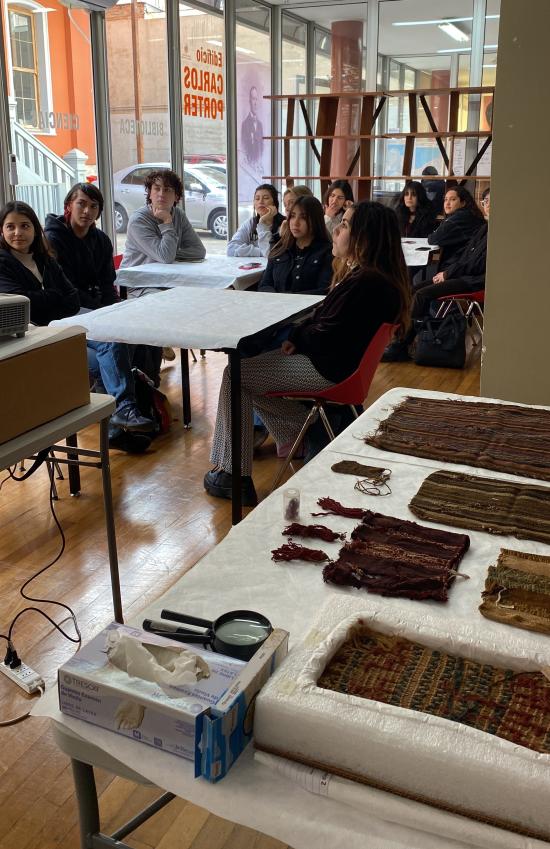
[444,222,488,290]
[259,239,333,296]
[428,208,485,270]
[44,214,118,310]
[0,249,80,326]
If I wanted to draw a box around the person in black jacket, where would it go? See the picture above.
[421,166,445,214]
[259,196,332,296]
[426,185,485,272]
[394,181,438,238]
[383,188,490,362]
[203,202,410,506]
[1,198,153,442]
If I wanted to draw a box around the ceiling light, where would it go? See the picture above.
[438,22,470,42]
[393,16,499,27]
[438,43,497,54]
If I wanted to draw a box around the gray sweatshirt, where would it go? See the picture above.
[226,217,273,257]
[121,205,206,268]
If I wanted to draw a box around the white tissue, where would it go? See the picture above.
[105,631,210,688]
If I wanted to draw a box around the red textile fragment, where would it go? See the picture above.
[282,523,345,542]
[312,498,365,518]
[271,541,329,563]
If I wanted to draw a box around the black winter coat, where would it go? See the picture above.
[44,214,118,310]
[0,249,80,326]
[428,208,485,270]
[444,222,488,291]
[259,239,333,296]
[396,205,438,238]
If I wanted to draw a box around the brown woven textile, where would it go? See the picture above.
[365,396,550,481]
[409,469,550,544]
[318,623,550,755]
[322,510,470,601]
[480,549,550,635]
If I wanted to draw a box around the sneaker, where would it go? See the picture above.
[203,469,258,507]
[253,424,269,451]
[162,346,176,362]
[108,426,151,454]
[110,404,155,433]
[381,340,412,363]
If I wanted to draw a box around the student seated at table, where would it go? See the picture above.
[426,185,485,273]
[203,201,410,506]
[323,179,354,239]
[0,200,154,449]
[121,168,206,269]
[258,196,332,296]
[394,180,438,238]
[227,184,285,257]
[382,188,490,363]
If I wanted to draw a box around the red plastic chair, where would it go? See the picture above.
[267,322,397,490]
[114,253,123,270]
[435,290,484,344]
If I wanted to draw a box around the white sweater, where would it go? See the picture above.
[227,217,273,257]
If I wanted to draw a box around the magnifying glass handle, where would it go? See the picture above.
[161,609,212,629]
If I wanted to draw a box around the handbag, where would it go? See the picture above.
[413,312,467,368]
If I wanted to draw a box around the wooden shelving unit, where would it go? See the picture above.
[263,86,494,199]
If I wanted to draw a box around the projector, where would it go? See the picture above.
[0,294,30,339]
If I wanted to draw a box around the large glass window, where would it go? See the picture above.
[9,8,39,127]
[282,14,307,181]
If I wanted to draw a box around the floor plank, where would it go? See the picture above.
[0,348,480,848]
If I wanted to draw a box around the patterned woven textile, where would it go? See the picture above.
[480,549,550,635]
[365,396,550,481]
[322,510,470,601]
[409,470,550,545]
[318,623,550,755]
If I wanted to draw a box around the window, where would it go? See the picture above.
[9,7,39,127]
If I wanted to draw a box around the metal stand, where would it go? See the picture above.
[180,348,192,429]
[71,759,174,849]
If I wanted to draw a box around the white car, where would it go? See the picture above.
[112,162,249,238]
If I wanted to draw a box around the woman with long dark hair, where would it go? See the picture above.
[427,185,485,270]
[394,180,438,238]
[204,201,410,506]
[0,200,80,324]
[323,179,354,238]
[259,196,332,296]
[227,183,285,257]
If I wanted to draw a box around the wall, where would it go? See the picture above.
[480,0,550,403]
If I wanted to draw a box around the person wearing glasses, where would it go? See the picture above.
[383,187,489,362]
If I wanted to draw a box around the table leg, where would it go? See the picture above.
[66,434,81,496]
[71,759,100,849]
[100,417,123,624]
[180,349,192,429]
[229,350,242,525]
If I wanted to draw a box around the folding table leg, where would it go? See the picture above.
[180,349,192,429]
[66,433,81,496]
[71,759,101,849]
[229,350,242,525]
[100,417,123,624]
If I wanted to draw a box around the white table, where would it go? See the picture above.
[52,287,322,523]
[401,237,438,267]
[1,394,124,623]
[35,389,550,849]
[116,254,267,291]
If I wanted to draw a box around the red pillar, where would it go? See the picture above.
[330,20,363,181]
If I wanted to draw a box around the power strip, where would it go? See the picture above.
[0,661,44,694]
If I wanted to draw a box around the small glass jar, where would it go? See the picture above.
[283,487,300,521]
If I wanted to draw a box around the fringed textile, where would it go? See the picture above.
[480,548,550,635]
[271,541,329,563]
[282,524,345,542]
[322,510,470,601]
[365,396,550,481]
[409,469,550,544]
[318,622,550,755]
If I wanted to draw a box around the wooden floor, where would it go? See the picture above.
[0,344,480,849]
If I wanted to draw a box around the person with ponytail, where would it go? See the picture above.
[227,184,285,257]
[204,201,410,506]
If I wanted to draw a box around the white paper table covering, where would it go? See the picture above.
[34,386,550,849]
[50,287,321,351]
[401,237,438,267]
[115,254,267,291]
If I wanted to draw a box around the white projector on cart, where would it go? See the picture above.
[0,294,30,339]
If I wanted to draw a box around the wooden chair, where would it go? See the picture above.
[267,323,396,491]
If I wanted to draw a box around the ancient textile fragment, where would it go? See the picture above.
[480,548,550,635]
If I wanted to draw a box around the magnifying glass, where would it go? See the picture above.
[155,609,273,662]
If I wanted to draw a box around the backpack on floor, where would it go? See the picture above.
[413,313,467,369]
[132,367,172,436]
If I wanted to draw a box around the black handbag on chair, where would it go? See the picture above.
[413,313,467,368]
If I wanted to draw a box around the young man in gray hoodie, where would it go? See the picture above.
[121,168,206,271]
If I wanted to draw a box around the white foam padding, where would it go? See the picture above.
[254,595,550,841]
